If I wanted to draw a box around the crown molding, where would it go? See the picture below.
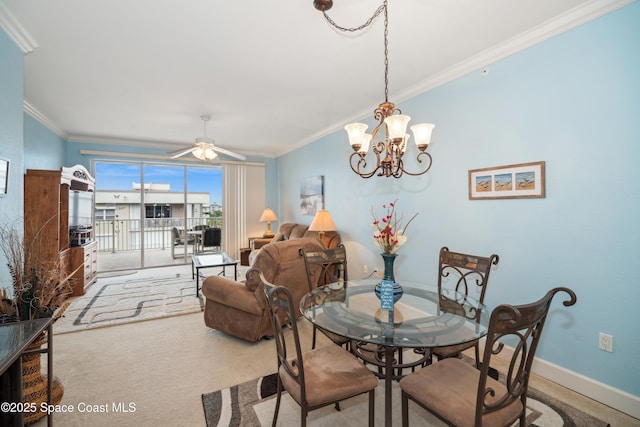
[78,149,267,166]
[394,0,635,103]
[23,100,68,139]
[67,135,274,159]
[0,2,38,53]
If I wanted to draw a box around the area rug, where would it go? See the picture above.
[202,371,610,427]
[54,264,245,334]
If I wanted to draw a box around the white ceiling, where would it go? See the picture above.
[0,0,631,159]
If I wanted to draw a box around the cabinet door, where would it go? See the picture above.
[24,170,63,264]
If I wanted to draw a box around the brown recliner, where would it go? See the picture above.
[201,236,335,342]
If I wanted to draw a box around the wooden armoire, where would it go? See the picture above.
[24,165,97,297]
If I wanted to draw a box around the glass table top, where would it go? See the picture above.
[192,252,236,267]
[0,318,51,374]
[300,280,489,349]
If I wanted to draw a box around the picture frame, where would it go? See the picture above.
[300,175,324,215]
[468,161,545,200]
[0,157,8,196]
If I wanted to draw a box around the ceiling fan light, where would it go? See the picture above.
[204,147,217,160]
[192,147,205,160]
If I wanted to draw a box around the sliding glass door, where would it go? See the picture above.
[94,161,222,272]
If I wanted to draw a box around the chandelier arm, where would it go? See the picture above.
[350,152,381,179]
[396,152,434,177]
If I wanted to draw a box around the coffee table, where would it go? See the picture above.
[191,253,238,296]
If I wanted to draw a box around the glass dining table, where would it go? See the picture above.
[300,279,489,427]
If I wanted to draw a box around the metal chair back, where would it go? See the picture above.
[438,246,499,304]
[202,228,221,252]
[474,287,577,425]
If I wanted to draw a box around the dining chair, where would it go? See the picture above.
[201,227,222,253]
[299,243,350,349]
[399,286,577,427]
[170,227,194,259]
[430,246,500,367]
[260,272,378,427]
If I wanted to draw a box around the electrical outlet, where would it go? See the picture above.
[363,264,368,274]
[599,333,613,352]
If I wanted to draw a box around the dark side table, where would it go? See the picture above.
[0,318,53,427]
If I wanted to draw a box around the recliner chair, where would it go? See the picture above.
[201,236,337,342]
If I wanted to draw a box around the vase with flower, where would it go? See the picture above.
[371,200,418,305]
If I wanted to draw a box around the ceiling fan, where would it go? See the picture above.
[168,115,246,161]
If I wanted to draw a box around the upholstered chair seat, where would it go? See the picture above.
[280,344,379,408]
[399,359,522,427]
[399,287,577,427]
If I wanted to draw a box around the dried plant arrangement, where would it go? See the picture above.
[0,219,75,322]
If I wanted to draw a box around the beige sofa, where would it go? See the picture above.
[201,223,341,342]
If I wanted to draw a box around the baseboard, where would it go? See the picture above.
[531,356,640,420]
[489,343,640,419]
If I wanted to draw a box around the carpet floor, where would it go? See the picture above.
[54,264,245,334]
[202,367,610,427]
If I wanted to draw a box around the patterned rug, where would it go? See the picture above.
[54,264,244,334]
[202,369,610,427]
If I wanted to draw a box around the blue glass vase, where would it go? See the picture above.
[374,253,404,304]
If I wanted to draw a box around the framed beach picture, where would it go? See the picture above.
[0,157,8,196]
[300,175,324,215]
[468,161,545,200]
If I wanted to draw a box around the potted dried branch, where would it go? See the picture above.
[0,219,76,424]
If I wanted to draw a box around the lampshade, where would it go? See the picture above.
[309,209,337,232]
[259,208,278,238]
[344,123,368,149]
[410,123,436,147]
[359,133,372,154]
[192,143,218,161]
[259,208,278,223]
[384,114,411,140]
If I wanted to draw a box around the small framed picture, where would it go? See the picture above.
[0,158,8,196]
[300,175,324,215]
[468,161,545,200]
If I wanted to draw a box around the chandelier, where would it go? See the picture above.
[313,0,436,178]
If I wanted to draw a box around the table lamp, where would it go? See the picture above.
[260,208,278,238]
[309,208,337,241]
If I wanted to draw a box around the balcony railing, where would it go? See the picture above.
[95,217,222,253]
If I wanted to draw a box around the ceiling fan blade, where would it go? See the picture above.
[213,146,247,161]
[169,146,197,159]
[167,144,197,154]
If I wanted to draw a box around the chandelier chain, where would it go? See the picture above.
[314,0,435,178]
[321,3,385,33]
[383,1,389,103]
[322,0,389,102]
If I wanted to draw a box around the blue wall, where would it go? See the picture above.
[0,29,25,286]
[24,114,65,170]
[277,4,640,396]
